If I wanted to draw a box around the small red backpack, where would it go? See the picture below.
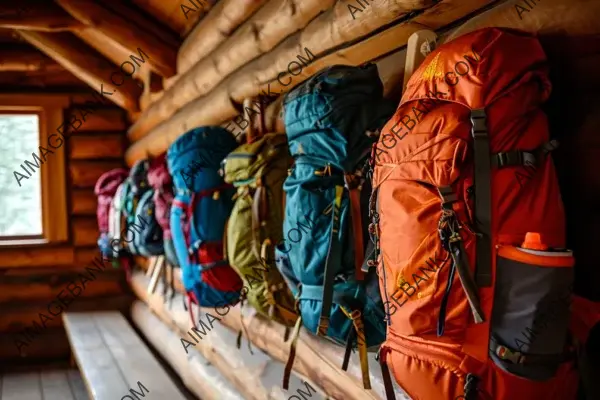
[94,168,129,259]
[372,28,598,400]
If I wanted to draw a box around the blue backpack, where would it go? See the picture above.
[123,159,152,255]
[167,126,243,318]
[275,64,396,389]
[132,189,164,257]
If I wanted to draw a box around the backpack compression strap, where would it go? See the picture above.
[470,109,492,287]
[346,173,366,281]
[318,185,344,336]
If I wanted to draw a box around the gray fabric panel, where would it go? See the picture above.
[490,254,573,380]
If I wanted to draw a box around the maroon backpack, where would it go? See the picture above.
[148,154,179,302]
[94,168,129,259]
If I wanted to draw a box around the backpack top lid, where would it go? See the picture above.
[147,153,171,189]
[129,159,150,193]
[223,133,289,183]
[167,126,238,193]
[283,64,395,170]
[94,168,129,197]
[401,27,550,111]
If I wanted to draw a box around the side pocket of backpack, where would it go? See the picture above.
[490,245,574,381]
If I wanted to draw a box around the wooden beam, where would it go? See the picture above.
[0,1,84,32]
[0,48,64,72]
[18,31,141,111]
[125,0,490,164]
[56,0,177,77]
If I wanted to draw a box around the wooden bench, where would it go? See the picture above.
[63,311,188,400]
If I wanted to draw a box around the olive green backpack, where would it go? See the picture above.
[223,101,297,326]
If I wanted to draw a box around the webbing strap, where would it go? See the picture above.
[379,347,397,400]
[348,185,365,281]
[318,186,344,336]
[470,109,492,287]
[283,316,303,390]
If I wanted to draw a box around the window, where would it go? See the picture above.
[0,95,69,246]
[0,113,43,236]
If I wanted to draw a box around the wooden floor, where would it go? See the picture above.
[0,369,88,400]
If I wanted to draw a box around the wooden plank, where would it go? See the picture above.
[67,370,88,400]
[131,301,245,400]
[70,160,124,188]
[68,134,126,160]
[63,312,186,399]
[40,370,76,400]
[65,108,127,132]
[71,189,97,216]
[72,216,100,247]
[63,313,130,399]
[0,371,42,400]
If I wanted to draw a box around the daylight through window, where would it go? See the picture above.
[0,113,42,236]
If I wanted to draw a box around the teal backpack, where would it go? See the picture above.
[275,64,396,389]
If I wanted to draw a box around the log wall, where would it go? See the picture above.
[0,94,132,367]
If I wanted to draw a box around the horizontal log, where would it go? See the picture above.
[0,48,64,72]
[131,301,245,400]
[68,133,126,160]
[71,189,97,216]
[446,0,600,43]
[65,107,127,132]
[128,0,344,141]
[0,69,86,90]
[72,217,99,247]
[18,31,141,111]
[0,1,84,32]
[0,247,75,269]
[126,0,491,163]
[0,271,122,304]
[74,247,108,269]
[0,294,132,333]
[0,327,70,361]
[69,160,124,188]
[131,274,331,400]
[56,0,177,77]
[176,0,269,77]
[131,270,408,399]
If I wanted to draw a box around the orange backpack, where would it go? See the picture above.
[371,28,590,400]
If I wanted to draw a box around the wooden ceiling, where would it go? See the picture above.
[0,0,206,102]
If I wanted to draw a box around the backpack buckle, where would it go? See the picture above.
[496,345,524,364]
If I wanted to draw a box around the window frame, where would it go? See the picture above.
[0,94,70,247]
